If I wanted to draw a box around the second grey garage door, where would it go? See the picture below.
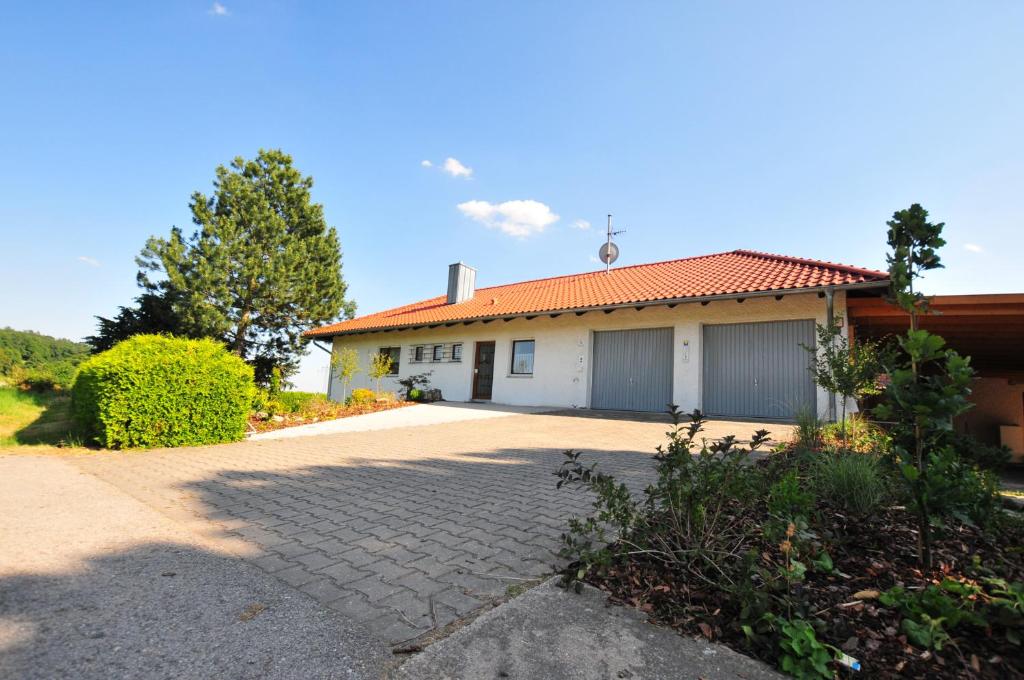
[591,327,673,412]
[702,319,816,419]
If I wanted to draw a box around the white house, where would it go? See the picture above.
[304,250,890,420]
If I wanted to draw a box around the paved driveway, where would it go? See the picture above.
[67,410,792,645]
[0,456,389,680]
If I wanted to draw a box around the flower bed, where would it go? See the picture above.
[248,391,413,433]
[556,409,1024,679]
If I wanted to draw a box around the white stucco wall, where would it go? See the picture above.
[328,290,848,419]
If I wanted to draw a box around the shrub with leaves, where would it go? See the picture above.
[820,414,891,454]
[398,371,433,400]
[347,388,376,406]
[878,576,1024,651]
[774,617,835,679]
[72,335,254,449]
[556,406,770,592]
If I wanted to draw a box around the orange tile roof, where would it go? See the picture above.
[305,249,888,337]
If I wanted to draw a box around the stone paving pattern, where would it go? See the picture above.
[72,411,791,644]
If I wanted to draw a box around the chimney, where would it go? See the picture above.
[447,262,476,304]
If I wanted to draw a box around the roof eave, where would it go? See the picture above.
[304,279,890,340]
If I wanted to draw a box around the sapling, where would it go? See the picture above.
[368,352,394,394]
[874,204,974,569]
[804,322,884,449]
[331,347,360,403]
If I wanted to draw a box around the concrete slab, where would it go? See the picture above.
[394,577,783,680]
[249,402,557,441]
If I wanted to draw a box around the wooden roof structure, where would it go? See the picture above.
[847,293,1024,378]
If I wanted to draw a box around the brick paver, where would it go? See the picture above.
[71,411,791,644]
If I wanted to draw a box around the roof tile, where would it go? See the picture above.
[305,249,887,337]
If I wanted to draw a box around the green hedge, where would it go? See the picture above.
[72,335,255,449]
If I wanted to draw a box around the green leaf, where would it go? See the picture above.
[900,464,920,481]
[811,551,834,573]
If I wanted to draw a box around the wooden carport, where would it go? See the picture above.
[847,293,1024,458]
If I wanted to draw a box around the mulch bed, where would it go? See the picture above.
[582,490,1024,678]
[247,399,414,433]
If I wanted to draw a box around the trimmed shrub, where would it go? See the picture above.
[72,335,254,449]
[347,388,376,406]
[407,388,424,401]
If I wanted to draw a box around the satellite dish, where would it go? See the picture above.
[599,241,619,265]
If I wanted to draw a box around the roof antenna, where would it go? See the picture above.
[599,213,625,274]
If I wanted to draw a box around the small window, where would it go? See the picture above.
[432,344,444,362]
[379,347,400,375]
[450,343,463,362]
[510,340,535,375]
[414,346,424,362]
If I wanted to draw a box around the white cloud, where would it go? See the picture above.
[209,2,229,16]
[457,199,559,238]
[572,218,591,230]
[963,243,984,253]
[420,159,433,168]
[77,256,101,267]
[443,157,473,178]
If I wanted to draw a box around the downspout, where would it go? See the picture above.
[824,288,836,422]
[311,340,334,399]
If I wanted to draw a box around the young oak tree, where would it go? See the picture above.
[136,149,355,383]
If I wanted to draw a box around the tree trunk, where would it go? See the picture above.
[908,274,932,569]
[233,310,251,357]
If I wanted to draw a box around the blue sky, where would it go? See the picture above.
[2,2,1022,390]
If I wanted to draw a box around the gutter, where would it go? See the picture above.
[307,280,891,339]
[310,340,333,354]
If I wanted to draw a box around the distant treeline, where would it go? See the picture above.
[0,327,91,389]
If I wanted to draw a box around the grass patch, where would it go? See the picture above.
[504,577,545,599]
[0,386,81,447]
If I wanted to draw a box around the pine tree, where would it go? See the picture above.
[137,149,354,382]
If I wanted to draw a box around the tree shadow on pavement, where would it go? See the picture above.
[167,446,660,645]
[0,540,390,680]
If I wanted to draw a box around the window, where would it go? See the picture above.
[432,344,444,362]
[413,346,424,362]
[451,343,463,362]
[510,339,535,375]
[378,347,400,375]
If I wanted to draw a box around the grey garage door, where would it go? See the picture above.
[702,319,816,419]
[591,327,673,412]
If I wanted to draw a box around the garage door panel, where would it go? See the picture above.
[592,328,673,412]
[702,320,815,419]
